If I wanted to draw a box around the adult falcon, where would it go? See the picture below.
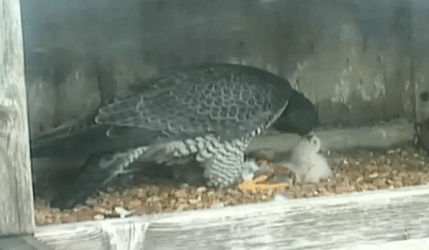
[31,63,319,209]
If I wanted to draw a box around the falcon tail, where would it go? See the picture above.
[30,120,165,158]
[50,147,148,209]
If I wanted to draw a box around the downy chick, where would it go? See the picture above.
[286,133,333,183]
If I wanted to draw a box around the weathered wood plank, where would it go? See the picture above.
[0,0,34,235]
[335,237,429,250]
[0,235,54,250]
[34,184,429,249]
[35,219,152,250]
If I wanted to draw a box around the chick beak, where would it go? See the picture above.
[302,133,314,142]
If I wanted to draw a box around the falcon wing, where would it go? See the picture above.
[96,63,292,141]
[30,63,292,158]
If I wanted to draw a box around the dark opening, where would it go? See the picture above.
[420,91,429,102]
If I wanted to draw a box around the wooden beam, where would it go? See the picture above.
[0,0,35,236]
[34,184,429,249]
[248,122,414,153]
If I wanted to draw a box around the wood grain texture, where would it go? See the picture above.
[0,0,35,235]
[343,238,429,250]
[0,236,54,250]
[34,184,429,249]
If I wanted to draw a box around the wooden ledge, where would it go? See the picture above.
[0,235,53,250]
[34,184,429,249]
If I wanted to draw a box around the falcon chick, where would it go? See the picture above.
[238,133,333,193]
[286,133,333,183]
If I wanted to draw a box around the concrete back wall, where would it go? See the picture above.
[20,0,429,138]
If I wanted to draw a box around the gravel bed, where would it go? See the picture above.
[34,143,429,226]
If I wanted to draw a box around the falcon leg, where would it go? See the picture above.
[202,153,288,193]
[203,152,244,187]
[50,147,147,209]
[198,137,272,189]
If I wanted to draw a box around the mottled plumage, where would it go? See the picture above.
[31,63,318,209]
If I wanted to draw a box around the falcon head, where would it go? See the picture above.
[303,132,322,154]
[272,90,319,136]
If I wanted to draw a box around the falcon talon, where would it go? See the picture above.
[238,175,288,193]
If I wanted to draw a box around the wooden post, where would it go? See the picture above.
[0,0,35,235]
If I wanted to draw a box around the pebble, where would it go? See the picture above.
[188,198,200,205]
[94,207,110,214]
[128,199,143,209]
[273,194,287,202]
[369,172,379,178]
[34,144,429,227]
[148,186,160,196]
[153,202,162,212]
[176,204,187,211]
[211,203,224,208]
[94,214,105,220]
[114,207,133,218]
[174,189,188,198]
[147,196,161,202]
